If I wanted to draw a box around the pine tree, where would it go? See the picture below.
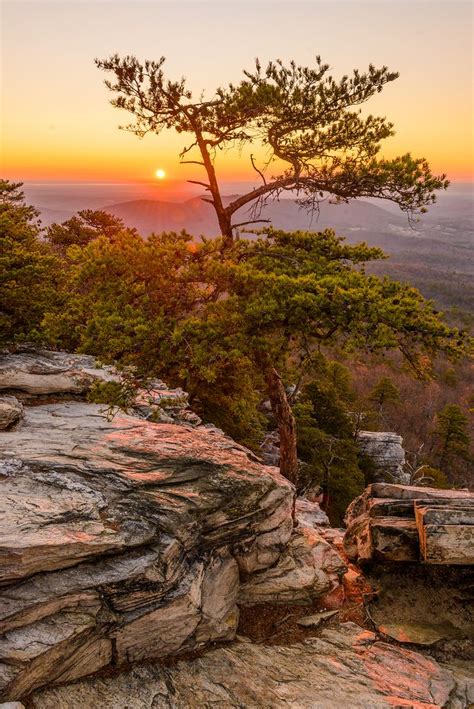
[0,181,59,345]
[435,404,471,470]
[369,376,401,415]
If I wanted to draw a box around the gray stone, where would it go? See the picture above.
[297,609,339,627]
[0,350,200,426]
[344,484,474,565]
[357,430,408,484]
[0,350,111,396]
[0,396,295,700]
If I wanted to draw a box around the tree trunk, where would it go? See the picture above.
[193,128,234,247]
[265,365,299,487]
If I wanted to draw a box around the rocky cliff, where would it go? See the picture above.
[1,350,473,707]
[0,350,343,701]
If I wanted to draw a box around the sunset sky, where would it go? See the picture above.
[1,0,473,185]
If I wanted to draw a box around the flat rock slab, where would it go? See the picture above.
[29,622,474,708]
[378,622,453,646]
[420,524,474,565]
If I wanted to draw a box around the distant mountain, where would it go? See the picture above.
[103,196,407,238]
[105,198,219,237]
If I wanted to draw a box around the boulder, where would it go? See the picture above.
[28,622,474,708]
[344,483,474,564]
[357,430,408,484]
[0,398,23,430]
[0,399,295,700]
[239,525,346,605]
[295,497,330,527]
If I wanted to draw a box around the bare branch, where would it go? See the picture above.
[231,218,271,228]
[250,153,267,185]
[187,180,211,190]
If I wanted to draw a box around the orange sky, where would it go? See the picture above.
[1,1,473,184]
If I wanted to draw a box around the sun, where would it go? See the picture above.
[155,168,166,180]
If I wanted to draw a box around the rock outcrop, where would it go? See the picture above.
[28,622,474,709]
[357,430,408,484]
[0,348,198,425]
[0,350,345,701]
[344,483,474,564]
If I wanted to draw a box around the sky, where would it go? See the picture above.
[1,0,473,185]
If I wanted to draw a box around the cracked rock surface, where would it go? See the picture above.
[29,622,474,709]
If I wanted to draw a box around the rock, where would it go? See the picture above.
[239,525,346,605]
[418,523,474,565]
[295,497,330,527]
[415,502,474,565]
[0,350,111,396]
[28,622,472,708]
[0,399,295,700]
[0,350,200,426]
[344,515,420,563]
[357,430,408,484]
[344,483,474,564]
[378,621,453,646]
[259,429,280,466]
[296,610,339,627]
[0,398,23,430]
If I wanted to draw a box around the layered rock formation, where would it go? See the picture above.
[344,483,474,564]
[0,350,343,701]
[0,348,198,425]
[357,431,408,484]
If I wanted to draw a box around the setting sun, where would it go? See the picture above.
[155,169,166,180]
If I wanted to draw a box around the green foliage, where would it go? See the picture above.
[46,210,133,254]
[296,398,364,526]
[441,367,457,387]
[0,180,59,345]
[87,379,138,415]
[43,218,471,455]
[434,404,471,470]
[369,376,401,412]
[292,359,364,525]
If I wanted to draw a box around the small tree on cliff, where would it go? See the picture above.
[96,55,448,246]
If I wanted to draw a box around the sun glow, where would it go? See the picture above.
[155,169,166,180]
